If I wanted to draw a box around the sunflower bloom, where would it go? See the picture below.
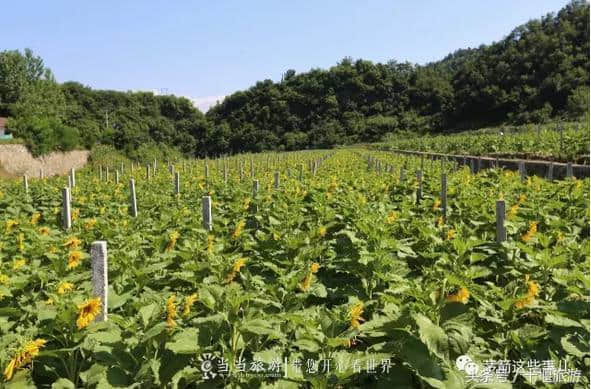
[340,338,352,348]
[310,262,320,274]
[437,216,444,226]
[508,204,520,219]
[299,262,320,292]
[318,226,327,237]
[183,294,198,317]
[39,227,50,236]
[350,302,365,329]
[166,231,180,251]
[166,295,177,329]
[30,213,41,225]
[226,258,246,283]
[300,273,313,292]
[13,259,26,270]
[85,219,97,230]
[521,221,538,242]
[327,176,338,192]
[515,275,540,308]
[232,258,246,273]
[433,199,441,210]
[77,298,102,329]
[64,237,82,250]
[509,194,526,220]
[446,287,470,304]
[5,220,18,233]
[386,211,397,224]
[3,339,46,381]
[67,251,83,269]
[232,220,246,239]
[0,274,9,285]
[527,280,539,297]
[446,229,456,240]
[3,359,15,381]
[57,281,74,295]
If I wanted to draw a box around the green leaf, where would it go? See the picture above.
[108,287,132,310]
[240,318,283,340]
[309,282,327,298]
[37,307,57,322]
[474,383,513,389]
[253,347,283,364]
[79,363,107,385]
[171,367,200,389]
[414,313,449,360]
[384,329,447,388]
[560,335,587,357]
[165,328,199,354]
[5,370,36,389]
[85,327,122,345]
[545,314,582,328]
[51,378,76,389]
[294,338,320,352]
[139,303,159,327]
[0,308,22,318]
[142,322,168,342]
[198,287,216,310]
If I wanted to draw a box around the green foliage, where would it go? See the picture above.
[60,83,209,158]
[208,1,589,148]
[0,48,48,115]
[377,121,589,162]
[0,150,588,387]
[0,1,588,156]
[8,116,79,156]
[0,49,73,156]
[132,142,184,163]
[89,145,130,167]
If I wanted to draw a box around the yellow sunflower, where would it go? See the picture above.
[76,298,102,329]
[67,251,83,269]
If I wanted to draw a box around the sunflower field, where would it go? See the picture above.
[376,122,590,163]
[0,150,588,388]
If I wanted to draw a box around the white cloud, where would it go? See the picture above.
[131,89,225,113]
[188,95,226,113]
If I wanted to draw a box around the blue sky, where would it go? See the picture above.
[1,0,572,111]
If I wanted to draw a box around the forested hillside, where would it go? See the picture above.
[0,0,588,157]
[207,0,589,153]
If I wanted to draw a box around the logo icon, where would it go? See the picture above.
[199,353,217,380]
[456,355,479,375]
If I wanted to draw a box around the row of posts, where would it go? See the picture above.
[60,172,295,231]
[60,151,338,232]
[57,150,528,329]
[83,150,503,327]
[366,153,532,244]
[80,154,333,325]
